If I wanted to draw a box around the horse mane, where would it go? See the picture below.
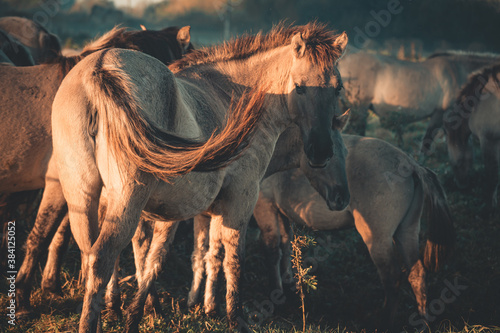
[170,22,343,73]
[456,62,500,113]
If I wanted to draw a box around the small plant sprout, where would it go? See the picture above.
[291,232,318,332]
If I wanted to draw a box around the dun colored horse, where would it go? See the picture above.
[339,51,499,153]
[444,63,500,213]
[6,25,193,316]
[254,134,455,327]
[51,23,348,332]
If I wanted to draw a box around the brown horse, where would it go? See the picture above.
[0,16,61,63]
[8,25,193,316]
[444,63,500,213]
[253,134,455,328]
[339,50,499,153]
[51,23,348,332]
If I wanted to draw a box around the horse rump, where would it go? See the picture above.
[84,49,267,183]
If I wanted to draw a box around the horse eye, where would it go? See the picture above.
[295,84,305,95]
[335,84,343,96]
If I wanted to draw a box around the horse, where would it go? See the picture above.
[253,134,455,328]
[33,24,193,295]
[0,29,35,66]
[7,25,194,316]
[51,22,349,332]
[444,63,500,214]
[339,50,499,153]
[0,16,61,64]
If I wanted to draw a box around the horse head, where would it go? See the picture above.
[300,110,350,211]
[286,29,348,168]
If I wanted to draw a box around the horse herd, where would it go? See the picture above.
[0,16,499,333]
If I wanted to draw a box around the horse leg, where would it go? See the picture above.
[420,109,445,157]
[103,256,122,321]
[188,214,210,307]
[277,213,294,293]
[131,219,162,317]
[220,190,259,332]
[221,218,249,332]
[480,138,499,213]
[253,193,283,293]
[41,215,71,296]
[78,181,153,333]
[16,177,68,317]
[354,210,400,329]
[126,220,179,333]
[203,216,224,317]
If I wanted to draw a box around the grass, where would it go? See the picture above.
[1,114,499,332]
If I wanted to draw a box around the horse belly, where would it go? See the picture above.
[0,66,58,192]
[0,137,51,193]
[144,171,224,221]
[373,68,441,120]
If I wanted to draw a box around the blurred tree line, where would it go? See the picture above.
[0,0,499,52]
[144,0,500,51]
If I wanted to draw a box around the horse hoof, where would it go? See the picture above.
[103,307,122,322]
[41,280,63,297]
[229,317,252,333]
[16,307,37,321]
[42,286,63,299]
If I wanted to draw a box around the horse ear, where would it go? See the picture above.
[333,109,350,131]
[177,26,191,52]
[333,32,348,58]
[291,32,306,59]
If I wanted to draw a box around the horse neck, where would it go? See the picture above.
[178,45,295,141]
[218,45,294,129]
[263,126,302,178]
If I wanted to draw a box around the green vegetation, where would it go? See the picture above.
[291,233,318,332]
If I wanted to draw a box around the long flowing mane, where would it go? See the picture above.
[457,63,500,113]
[170,22,344,73]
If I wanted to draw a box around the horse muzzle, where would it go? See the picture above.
[308,158,330,169]
[326,185,350,211]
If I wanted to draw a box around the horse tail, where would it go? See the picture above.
[84,52,266,183]
[419,166,456,272]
